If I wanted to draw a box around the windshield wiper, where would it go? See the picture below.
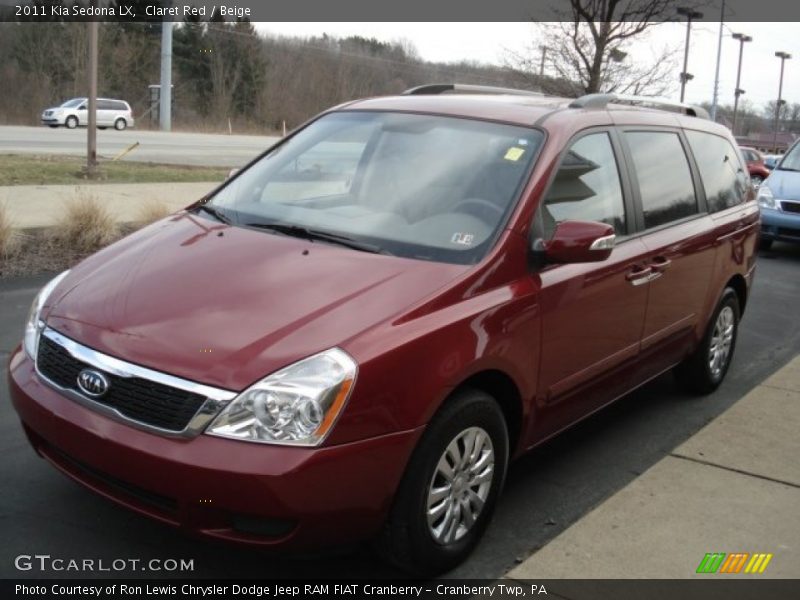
[196,204,232,224]
[245,222,390,255]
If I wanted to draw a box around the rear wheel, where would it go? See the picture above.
[65,116,78,129]
[114,118,127,131]
[377,388,508,576]
[674,288,740,394]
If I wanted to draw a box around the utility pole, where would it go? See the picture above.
[159,10,173,131]
[86,12,98,177]
[731,33,752,136]
[678,7,703,103]
[773,51,792,153]
[710,0,726,122]
[539,45,547,77]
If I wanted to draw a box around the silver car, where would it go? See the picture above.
[41,97,134,130]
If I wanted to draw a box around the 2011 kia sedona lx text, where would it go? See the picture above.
[9,85,759,575]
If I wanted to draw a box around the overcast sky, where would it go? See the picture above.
[255,22,799,110]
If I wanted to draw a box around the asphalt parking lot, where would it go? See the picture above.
[1,244,799,580]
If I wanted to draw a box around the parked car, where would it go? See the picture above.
[41,97,134,130]
[757,140,800,249]
[764,154,782,170]
[9,85,758,575]
[739,146,770,185]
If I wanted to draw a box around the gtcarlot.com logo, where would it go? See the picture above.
[696,552,774,574]
[14,554,194,572]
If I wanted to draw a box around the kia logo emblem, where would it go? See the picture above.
[77,369,110,398]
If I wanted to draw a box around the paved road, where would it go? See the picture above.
[0,125,280,168]
[1,244,799,579]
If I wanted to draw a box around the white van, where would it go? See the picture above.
[41,97,135,130]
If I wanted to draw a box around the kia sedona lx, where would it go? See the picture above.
[9,84,758,575]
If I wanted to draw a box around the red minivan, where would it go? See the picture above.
[9,85,759,575]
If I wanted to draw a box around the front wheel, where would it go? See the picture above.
[377,388,509,576]
[752,175,764,187]
[65,116,78,129]
[674,288,740,394]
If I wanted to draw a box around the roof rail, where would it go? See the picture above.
[403,83,543,97]
[569,93,710,119]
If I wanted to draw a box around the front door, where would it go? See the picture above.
[530,130,649,443]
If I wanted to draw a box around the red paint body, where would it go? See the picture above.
[740,146,771,181]
[9,94,759,549]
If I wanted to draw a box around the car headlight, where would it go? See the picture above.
[23,270,70,359]
[206,348,357,446]
[757,185,778,209]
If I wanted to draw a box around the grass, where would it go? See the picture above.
[50,193,119,256]
[134,200,173,226]
[0,201,16,260]
[0,154,229,186]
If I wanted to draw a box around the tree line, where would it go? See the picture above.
[0,18,532,133]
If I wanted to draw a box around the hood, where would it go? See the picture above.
[766,169,800,202]
[46,213,466,391]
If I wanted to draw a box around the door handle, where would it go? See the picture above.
[650,257,672,273]
[626,266,653,286]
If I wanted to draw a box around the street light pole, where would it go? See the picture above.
[710,0,726,122]
[773,51,792,153]
[731,33,752,136]
[678,7,704,103]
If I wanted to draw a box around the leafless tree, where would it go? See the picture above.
[508,0,689,97]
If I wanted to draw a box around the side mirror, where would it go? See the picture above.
[544,220,616,263]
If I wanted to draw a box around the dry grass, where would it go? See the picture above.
[0,201,17,260]
[49,193,119,257]
[134,200,172,226]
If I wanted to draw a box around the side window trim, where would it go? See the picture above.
[617,126,706,233]
[683,128,749,213]
[530,126,633,247]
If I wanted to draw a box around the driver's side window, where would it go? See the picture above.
[540,132,626,239]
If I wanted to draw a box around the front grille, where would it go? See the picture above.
[43,442,179,516]
[781,201,800,214]
[37,335,207,432]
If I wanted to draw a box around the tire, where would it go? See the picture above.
[98,126,107,130]
[759,238,773,251]
[114,118,127,131]
[48,124,58,128]
[65,116,78,129]
[377,388,509,576]
[674,288,740,394]
[752,175,764,187]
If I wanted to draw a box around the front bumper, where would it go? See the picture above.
[8,346,421,549]
[761,207,800,244]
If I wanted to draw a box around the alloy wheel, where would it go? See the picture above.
[426,426,494,545]
[709,306,735,380]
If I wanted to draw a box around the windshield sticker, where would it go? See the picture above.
[504,147,526,161]
[451,233,475,246]
[518,139,529,146]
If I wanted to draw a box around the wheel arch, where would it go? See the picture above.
[450,369,524,456]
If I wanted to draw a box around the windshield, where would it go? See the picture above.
[60,98,84,108]
[778,143,800,171]
[207,111,542,264]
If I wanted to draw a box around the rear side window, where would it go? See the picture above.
[686,131,747,213]
[625,131,697,229]
[97,100,113,110]
[540,132,626,238]
[112,101,128,111]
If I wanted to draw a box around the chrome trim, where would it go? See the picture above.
[35,328,236,439]
[589,234,616,251]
